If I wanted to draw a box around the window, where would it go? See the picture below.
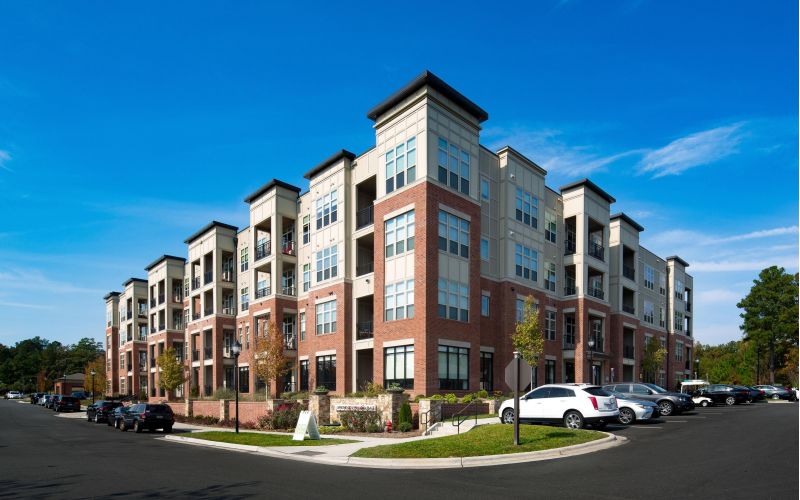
[676,342,684,361]
[438,345,469,390]
[674,311,684,331]
[480,237,489,261]
[437,278,469,322]
[675,279,684,300]
[245,325,250,349]
[240,287,249,311]
[316,355,336,391]
[659,273,666,295]
[480,351,493,391]
[385,210,415,258]
[515,298,524,323]
[515,187,539,228]
[315,300,337,335]
[438,210,469,258]
[545,211,557,243]
[544,262,556,292]
[302,215,310,245]
[480,176,490,200]
[282,315,295,340]
[303,264,310,292]
[644,265,655,290]
[315,190,338,230]
[385,280,414,321]
[384,345,414,389]
[240,247,249,272]
[480,294,490,317]
[299,312,306,341]
[299,360,309,391]
[385,137,417,194]
[643,301,654,324]
[514,244,538,282]
[545,359,556,385]
[437,137,470,195]
[545,310,556,340]
[315,245,338,283]
[564,316,575,346]
[119,354,124,370]
[659,306,665,327]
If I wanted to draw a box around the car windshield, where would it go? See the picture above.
[643,383,667,393]
[583,387,612,397]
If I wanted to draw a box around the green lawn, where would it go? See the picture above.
[188,431,357,447]
[352,424,603,458]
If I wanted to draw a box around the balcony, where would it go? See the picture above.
[281,286,296,296]
[622,305,635,315]
[222,307,235,315]
[564,281,576,296]
[203,271,212,285]
[357,321,374,340]
[686,302,692,312]
[623,265,635,281]
[192,312,200,321]
[126,311,133,320]
[562,336,575,349]
[588,242,605,261]
[284,333,296,350]
[173,293,183,303]
[241,302,249,311]
[150,327,156,334]
[685,329,691,337]
[623,345,635,359]
[282,241,296,256]
[203,347,212,359]
[356,206,374,229]
[174,321,184,330]
[221,270,234,283]
[590,338,604,353]
[564,238,576,256]
[255,287,271,299]
[191,277,201,290]
[138,363,146,372]
[158,323,165,331]
[150,298,156,308]
[204,308,213,317]
[588,287,604,300]
[356,262,374,276]
[256,241,272,261]
[192,350,200,362]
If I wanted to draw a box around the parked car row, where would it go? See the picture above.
[86,401,175,433]
[4,390,24,399]
[29,393,82,412]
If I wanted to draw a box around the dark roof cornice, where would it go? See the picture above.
[122,278,147,287]
[559,178,616,204]
[183,221,238,245]
[610,212,645,232]
[667,256,690,268]
[303,150,356,180]
[103,291,121,301]
[144,255,187,272]
[243,179,302,204]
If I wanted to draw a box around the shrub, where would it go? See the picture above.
[361,382,385,396]
[339,410,381,432]
[212,387,235,400]
[365,422,382,433]
[319,425,346,435]
[460,393,475,404]
[428,394,443,400]
[314,385,329,394]
[280,391,309,400]
[444,393,458,404]
[258,402,303,430]
[397,421,413,433]
[190,386,199,398]
[412,394,426,402]
[476,390,489,399]
[398,402,412,425]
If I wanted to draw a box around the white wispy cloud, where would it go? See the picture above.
[0,268,105,295]
[0,150,11,172]
[0,301,54,310]
[691,256,799,272]
[647,225,799,248]
[715,226,798,243]
[636,123,746,178]
[695,288,743,304]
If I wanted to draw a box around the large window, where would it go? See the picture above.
[385,137,417,194]
[480,237,489,261]
[659,306,665,327]
[302,215,310,245]
[315,190,338,230]
[315,245,338,283]
[480,176,490,200]
[644,265,655,290]
[674,311,684,331]
[515,187,539,228]
[240,287,249,312]
[480,293,490,317]
[544,262,556,292]
[303,264,310,292]
[437,137,470,195]
[299,312,306,341]
[385,280,414,321]
[437,278,469,322]
[438,210,469,258]
[438,345,469,390]
[384,345,414,389]
[239,366,250,393]
[675,279,684,300]
[385,210,415,258]
[659,273,666,295]
[545,310,556,340]
[545,211,557,243]
[514,244,538,282]
[515,298,524,323]
[675,341,684,361]
[299,360,309,391]
[545,359,556,385]
[315,300,337,335]
[643,301,654,324]
[316,355,336,391]
[564,315,576,346]
[480,351,493,391]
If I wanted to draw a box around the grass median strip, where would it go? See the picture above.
[189,431,357,447]
[352,424,604,458]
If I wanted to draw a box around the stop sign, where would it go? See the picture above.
[504,357,533,392]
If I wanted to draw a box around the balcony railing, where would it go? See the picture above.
[204,308,213,317]
[173,293,183,303]
[192,350,200,362]
[221,270,234,283]
[356,262,374,276]
[222,307,235,315]
[590,338,604,353]
[281,286,296,296]
[203,347,212,359]
[588,287,604,300]
[282,240,296,256]
[138,363,146,372]
[174,321,184,331]
[256,241,272,260]
[685,329,691,337]
[686,302,692,312]
[622,305,635,315]
[241,302,249,311]
[255,287,271,299]
[158,293,165,304]
[191,277,201,290]
[564,281,576,296]
[588,242,605,261]
[150,298,156,308]
[203,271,212,285]
[126,311,133,320]
[284,334,296,350]
[562,336,575,349]
[356,205,374,229]
[623,345,635,359]
[150,327,156,334]
[126,363,132,371]
[623,265,636,281]
[564,238,576,255]
[192,312,201,320]
[357,321,374,340]
[158,323,165,331]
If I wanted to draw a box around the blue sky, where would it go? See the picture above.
[0,1,797,348]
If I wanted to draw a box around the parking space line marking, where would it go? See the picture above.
[665,420,688,422]
[683,416,707,418]
[628,426,662,429]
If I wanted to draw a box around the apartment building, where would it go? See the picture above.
[102,70,694,399]
[103,291,120,395]
[117,278,148,396]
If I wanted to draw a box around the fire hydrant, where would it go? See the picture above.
[386,420,392,433]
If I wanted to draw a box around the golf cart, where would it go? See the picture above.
[681,379,713,407]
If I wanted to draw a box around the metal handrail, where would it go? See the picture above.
[420,409,436,433]
[451,399,479,434]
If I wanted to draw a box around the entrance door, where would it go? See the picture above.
[564,361,575,383]
[591,364,601,385]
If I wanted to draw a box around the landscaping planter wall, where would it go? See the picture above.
[314,393,408,425]
[441,402,490,419]
[175,399,309,424]
[167,402,186,416]
[192,400,220,418]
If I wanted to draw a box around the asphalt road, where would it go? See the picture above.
[0,399,797,500]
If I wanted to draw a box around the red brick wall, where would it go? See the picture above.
[191,400,220,418]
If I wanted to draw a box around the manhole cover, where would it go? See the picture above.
[293,450,324,456]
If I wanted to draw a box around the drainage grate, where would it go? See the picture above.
[293,450,324,456]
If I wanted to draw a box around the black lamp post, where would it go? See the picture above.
[694,358,699,380]
[588,338,596,384]
[231,340,242,434]
[90,369,96,404]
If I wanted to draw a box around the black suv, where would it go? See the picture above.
[53,396,81,412]
[604,383,694,416]
[86,401,123,423]
[698,384,750,406]
[120,403,174,433]
[107,406,131,428]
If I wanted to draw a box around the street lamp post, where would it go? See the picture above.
[694,358,699,380]
[588,338,595,384]
[231,340,242,434]
[90,369,96,404]
[513,350,520,446]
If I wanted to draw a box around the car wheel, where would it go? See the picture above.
[563,410,584,429]
[772,394,780,400]
[658,401,674,416]
[163,425,172,434]
[700,400,709,407]
[501,408,515,424]
[618,408,635,425]
[94,414,100,423]
[725,396,736,406]
[120,421,127,432]
[134,421,141,433]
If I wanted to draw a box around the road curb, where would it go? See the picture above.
[162,432,626,469]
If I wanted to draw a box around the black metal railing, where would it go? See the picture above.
[221,270,234,282]
[281,286,296,296]
[623,265,635,281]
[622,305,635,315]
[451,400,479,435]
[589,287,604,300]
[589,242,605,261]
[126,311,133,320]
[203,271,212,285]
[192,313,200,320]
[685,329,691,337]
[562,336,575,349]
[150,298,156,308]
[564,280,576,296]
[138,307,147,318]
[192,350,200,361]
[149,327,156,334]
[356,262,374,276]
[255,287,270,299]
[204,347,212,359]
[222,307,235,315]
[192,277,201,290]
[282,240,296,256]
[256,241,272,260]
[158,293,165,304]
[204,308,213,317]
[357,321,374,340]
[158,323,165,331]
[356,205,374,229]
[623,345,635,358]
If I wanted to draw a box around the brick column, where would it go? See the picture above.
[309,394,330,425]
[418,399,443,432]
[377,392,407,424]
[219,400,230,422]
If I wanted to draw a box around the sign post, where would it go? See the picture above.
[513,351,520,446]
[293,410,321,441]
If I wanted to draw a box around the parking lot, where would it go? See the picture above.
[0,398,797,499]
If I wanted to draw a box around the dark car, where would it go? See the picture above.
[43,394,57,409]
[603,383,695,416]
[120,403,174,433]
[698,384,750,406]
[30,392,45,404]
[734,385,764,403]
[86,401,123,423]
[53,396,81,412]
[754,385,796,401]
[107,406,131,428]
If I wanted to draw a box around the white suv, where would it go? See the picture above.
[498,384,618,429]
[4,391,23,400]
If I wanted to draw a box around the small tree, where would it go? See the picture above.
[252,320,292,399]
[512,296,545,368]
[84,355,106,396]
[156,347,188,400]
[641,337,667,384]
